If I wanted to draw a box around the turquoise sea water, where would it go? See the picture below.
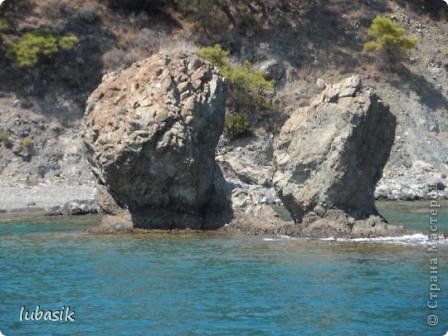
[0,202,447,335]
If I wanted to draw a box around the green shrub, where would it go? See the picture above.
[196,44,231,75]
[58,34,79,50]
[228,61,273,95]
[21,136,33,151]
[197,44,273,114]
[6,31,79,67]
[0,131,11,147]
[116,40,128,50]
[225,114,248,139]
[364,16,417,62]
[0,20,9,33]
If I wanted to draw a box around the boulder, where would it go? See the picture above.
[316,78,326,90]
[46,200,100,216]
[81,52,229,230]
[273,76,403,237]
[257,59,285,82]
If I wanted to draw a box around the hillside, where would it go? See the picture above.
[0,0,447,211]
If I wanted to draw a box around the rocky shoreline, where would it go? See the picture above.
[1,179,444,215]
[0,182,438,239]
[73,60,435,238]
[0,184,99,215]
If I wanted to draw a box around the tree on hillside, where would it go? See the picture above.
[197,44,274,139]
[6,31,79,67]
[0,19,8,45]
[363,16,417,66]
[0,20,8,33]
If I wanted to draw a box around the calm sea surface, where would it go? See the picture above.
[0,202,447,335]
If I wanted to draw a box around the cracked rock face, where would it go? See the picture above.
[81,52,228,229]
[273,76,400,237]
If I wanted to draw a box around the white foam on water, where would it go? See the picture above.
[263,235,308,242]
[278,234,296,240]
[328,233,448,246]
[320,237,336,241]
[263,234,448,246]
[263,238,279,242]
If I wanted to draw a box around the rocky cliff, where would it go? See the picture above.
[273,76,403,237]
[81,52,229,230]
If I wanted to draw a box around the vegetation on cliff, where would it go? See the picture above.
[0,19,8,33]
[197,44,273,138]
[0,130,11,147]
[225,113,249,139]
[5,31,79,67]
[364,16,417,64]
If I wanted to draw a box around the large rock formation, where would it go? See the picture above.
[81,52,229,230]
[273,76,403,237]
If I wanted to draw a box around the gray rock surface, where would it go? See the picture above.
[273,76,403,237]
[217,134,275,188]
[375,160,448,200]
[216,135,291,232]
[47,199,100,216]
[81,52,229,230]
[0,96,94,188]
[0,184,96,213]
[316,78,326,90]
[256,59,285,82]
[369,77,448,200]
